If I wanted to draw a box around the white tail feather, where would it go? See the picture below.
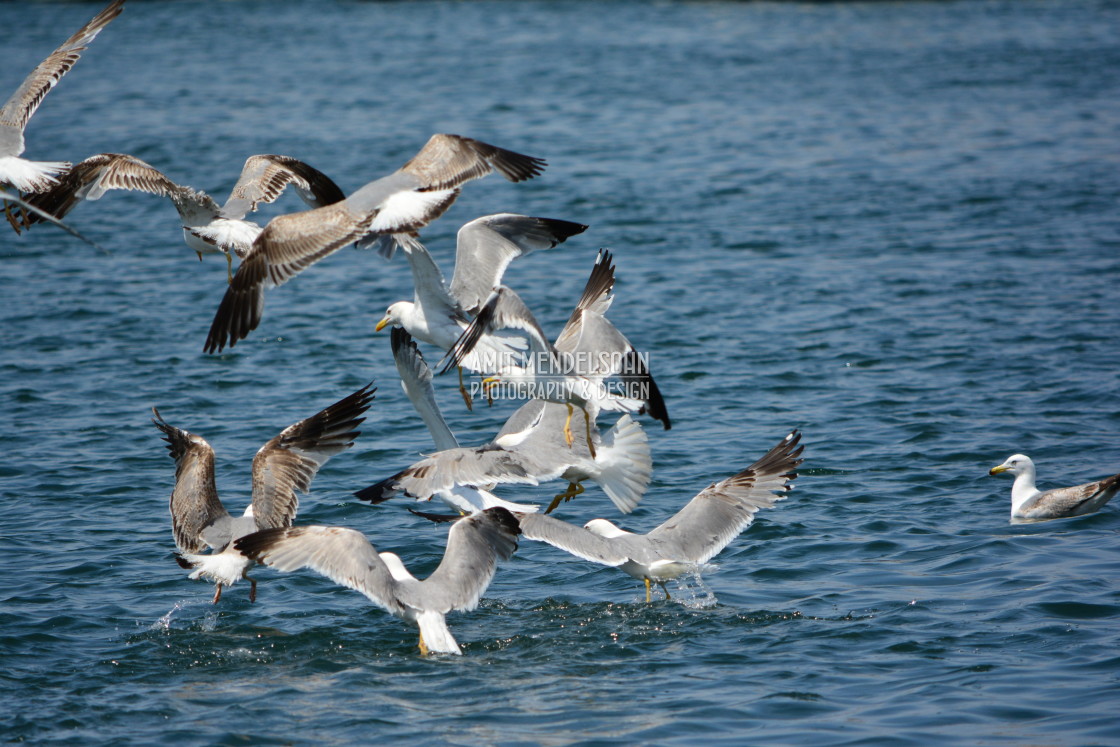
[593,414,652,513]
[181,549,252,586]
[417,610,461,655]
[0,157,70,193]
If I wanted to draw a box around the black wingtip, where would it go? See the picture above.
[483,506,523,537]
[407,507,463,523]
[353,474,402,504]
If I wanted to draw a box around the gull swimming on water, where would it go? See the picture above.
[20,152,345,279]
[989,454,1120,522]
[375,213,587,408]
[516,430,803,602]
[1,0,124,226]
[443,249,671,446]
[354,328,652,514]
[153,383,375,603]
[204,133,547,353]
[234,507,521,656]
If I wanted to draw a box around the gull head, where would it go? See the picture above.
[584,518,631,539]
[376,302,410,332]
[989,454,1034,477]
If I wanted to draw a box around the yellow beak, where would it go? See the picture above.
[988,465,1009,476]
[374,316,391,332]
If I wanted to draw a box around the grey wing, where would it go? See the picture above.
[517,513,630,567]
[646,431,803,563]
[449,214,588,314]
[389,445,544,501]
[442,285,555,374]
[234,525,406,616]
[151,407,231,554]
[203,202,372,353]
[1022,475,1120,518]
[0,187,106,249]
[399,133,546,190]
[22,153,201,223]
[409,508,521,613]
[0,0,124,142]
[391,328,459,451]
[553,250,617,353]
[403,238,460,318]
[250,383,376,529]
[220,154,346,220]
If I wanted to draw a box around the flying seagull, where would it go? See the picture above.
[375,213,587,408]
[443,249,671,446]
[989,454,1120,522]
[204,133,546,353]
[19,152,345,280]
[516,430,803,602]
[234,507,521,656]
[355,328,652,514]
[1,0,125,227]
[153,383,375,603]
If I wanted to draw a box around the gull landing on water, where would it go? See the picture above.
[515,431,803,602]
[203,133,547,354]
[153,384,375,603]
[234,507,521,656]
[1,0,124,227]
[989,454,1120,522]
[19,152,345,280]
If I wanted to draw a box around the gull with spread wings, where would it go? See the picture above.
[152,383,375,603]
[1,0,124,227]
[204,134,546,353]
[19,152,345,280]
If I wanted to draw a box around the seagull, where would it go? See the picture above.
[233,507,521,656]
[355,328,651,514]
[204,133,547,353]
[515,430,803,602]
[1,0,124,227]
[152,383,375,603]
[375,213,587,408]
[989,454,1120,522]
[19,152,345,280]
[442,249,671,446]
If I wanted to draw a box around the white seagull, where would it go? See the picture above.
[1,0,124,225]
[443,249,671,445]
[204,133,546,353]
[516,430,803,602]
[233,507,521,656]
[20,152,345,279]
[153,383,375,603]
[989,454,1120,522]
[354,328,652,514]
[375,213,587,407]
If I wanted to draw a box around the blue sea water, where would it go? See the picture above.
[2,0,1119,744]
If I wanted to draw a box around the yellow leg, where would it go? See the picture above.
[544,481,584,514]
[643,578,652,603]
[659,581,671,600]
[563,403,575,447]
[418,630,430,656]
[225,251,234,284]
[583,408,596,458]
[212,582,223,604]
[458,366,473,411]
[4,200,23,234]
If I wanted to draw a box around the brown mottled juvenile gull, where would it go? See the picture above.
[989,454,1120,522]
[354,328,651,515]
[153,383,375,603]
[204,134,546,353]
[1,0,124,226]
[234,507,521,656]
[21,152,345,279]
[517,431,802,602]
